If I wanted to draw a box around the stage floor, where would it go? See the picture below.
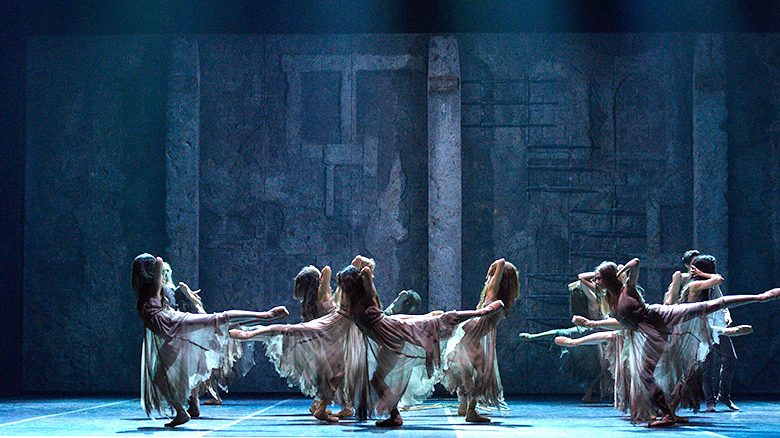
[0,396,777,437]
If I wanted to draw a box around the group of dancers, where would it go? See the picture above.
[131,250,779,428]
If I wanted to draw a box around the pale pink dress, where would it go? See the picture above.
[139,297,236,417]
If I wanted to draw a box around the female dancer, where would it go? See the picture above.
[337,263,504,427]
[132,253,288,427]
[553,258,779,426]
[230,262,366,423]
[230,256,429,423]
[441,258,519,422]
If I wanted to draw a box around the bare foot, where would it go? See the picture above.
[165,410,190,428]
[314,408,339,423]
[648,415,676,428]
[465,410,491,423]
[334,407,354,418]
[375,415,403,427]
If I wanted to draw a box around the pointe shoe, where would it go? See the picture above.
[731,325,753,337]
[309,400,319,414]
[202,398,222,406]
[554,336,573,347]
[706,402,716,413]
[165,410,190,428]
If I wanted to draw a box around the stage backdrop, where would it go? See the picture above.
[24,33,780,394]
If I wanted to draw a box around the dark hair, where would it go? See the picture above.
[293,265,321,321]
[336,265,380,318]
[692,254,717,275]
[132,253,159,314]
[682,249,700,266]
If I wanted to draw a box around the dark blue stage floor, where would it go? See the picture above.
[0,396,777,437]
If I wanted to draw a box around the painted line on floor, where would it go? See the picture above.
[0,399,133,428]
[445,406,466,438]
[195,398,289,437]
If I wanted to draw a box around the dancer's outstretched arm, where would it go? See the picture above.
[572,315,623,330]
[443,300,504,326]
[712,325,753,337]
[223,307,289,324]
[518,325,588,340]
[554,330,617,348]
[229,316,322,339]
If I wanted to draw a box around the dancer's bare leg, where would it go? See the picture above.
[457,389,467,416]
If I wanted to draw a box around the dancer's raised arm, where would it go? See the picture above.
[618,258,640,288]
[318,265,333,303]
[687,266,724,294]
[482,258,506,303]
[664,271,683,305]
[578,270,598,291]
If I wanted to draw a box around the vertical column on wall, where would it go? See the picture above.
[165,37,200,285]
[693,34,728,284]
[428,36,462,311]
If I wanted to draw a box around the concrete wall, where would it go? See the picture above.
[23,33,780,394]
